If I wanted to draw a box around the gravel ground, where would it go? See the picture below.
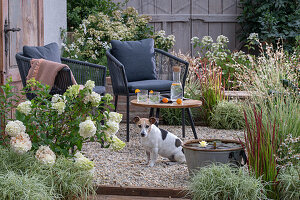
[82,123,243,189]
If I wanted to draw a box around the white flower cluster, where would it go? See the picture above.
[85,80,95,91]
[248,33,259,42]
[104,112,123,137]
[191,36,200,44]
[51,94,66,114]
[153,30,176,51]
[74,152,95,172]
[65,85,80,99]
[84,91,101,107]
[110,135,126,151]
[35,145,56,165]
[79,118,97,138]
[5,120,26,137]
[5,120,31,154]
[10,133,32,154]
[202,36,213,46]
[17,101,31,116]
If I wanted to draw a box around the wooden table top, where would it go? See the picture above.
[131,99,202,108]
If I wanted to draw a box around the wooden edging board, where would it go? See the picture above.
[96,185,190,199]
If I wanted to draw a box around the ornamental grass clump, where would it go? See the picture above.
[210,100,245,130]
[189,60,225,120]
[0,146,94,199]
[188,164,267,200]
[277,166,300,200]
[244,106,279,198]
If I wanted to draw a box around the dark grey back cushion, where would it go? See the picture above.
[23,42,61,63]
[111,39,156,82]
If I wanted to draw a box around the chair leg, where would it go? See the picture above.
[126,95,130,142]
[114,95,118,112]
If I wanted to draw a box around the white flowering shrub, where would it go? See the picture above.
[2,79,125,159]
[62,7,175,65]
[191,35,251,90]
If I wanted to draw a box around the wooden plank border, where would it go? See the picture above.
[96,185,190,199]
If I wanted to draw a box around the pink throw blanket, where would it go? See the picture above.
[26,59,77,87]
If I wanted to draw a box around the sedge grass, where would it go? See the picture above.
[188,164,267,200]
[0,146,95,199]
[210,100,245,130]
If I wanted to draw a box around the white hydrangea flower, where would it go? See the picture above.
[74,152,95,171]
[85,80,95,91]
[104,93,113,102]
[51,94,66,103]
[65,85,80,99]
[35,145,56,165]
[110,135,126,151]
[83,91,101,107]
[105,120,119,137]
[5,120,26,137]
[17,101,31,116]
[52,102,66,115]
[201,36,213,45]
[10,133,32,154]
[79,119,97,138]
[108,112,123,124]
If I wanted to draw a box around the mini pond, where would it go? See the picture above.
[183,139,246,174]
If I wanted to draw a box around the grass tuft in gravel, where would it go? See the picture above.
[188,164,267,200]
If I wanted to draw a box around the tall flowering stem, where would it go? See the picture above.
[192,59,225,118]
[243,106,279,198]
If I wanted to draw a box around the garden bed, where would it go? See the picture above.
[82,123,243,189]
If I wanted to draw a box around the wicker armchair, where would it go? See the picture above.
[16,53,106,100]
[106,48,189,142]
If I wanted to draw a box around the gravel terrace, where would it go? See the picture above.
[82,123,243,189]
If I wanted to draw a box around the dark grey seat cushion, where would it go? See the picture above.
[110,39,156,82]
[127,80,173,93]
[93,86,106,95]
[23,42,61,63]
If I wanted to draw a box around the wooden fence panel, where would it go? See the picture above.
[115,0,241,54]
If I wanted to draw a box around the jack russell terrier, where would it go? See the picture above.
[133,116,186,167]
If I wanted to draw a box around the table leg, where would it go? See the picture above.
[149,107,154,117]
[187,108,198,139]
[182,108,185,138]
[155,108,160,126]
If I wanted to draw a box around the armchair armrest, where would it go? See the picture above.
[61,57,106,88]
[154,49,189,90]
[106,50,129,96]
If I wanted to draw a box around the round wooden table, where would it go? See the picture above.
[131,99,202,139]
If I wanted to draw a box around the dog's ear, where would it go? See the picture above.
[149,117,157,124]
[132,116,140,123]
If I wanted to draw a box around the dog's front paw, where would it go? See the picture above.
[148,162,155,167]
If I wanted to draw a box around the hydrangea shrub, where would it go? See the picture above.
[1,79,125,167]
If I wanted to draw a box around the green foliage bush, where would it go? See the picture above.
[188,164,267,200]
[67,0,127,31]
[238,0,300,51]
[210,101,245,130]
[278,166,300,200]
[0,146,94,199]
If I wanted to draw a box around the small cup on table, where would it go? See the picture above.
[149,91,160,104]
[137,89,148,103]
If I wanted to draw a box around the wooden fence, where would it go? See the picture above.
[114,0,242,55]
